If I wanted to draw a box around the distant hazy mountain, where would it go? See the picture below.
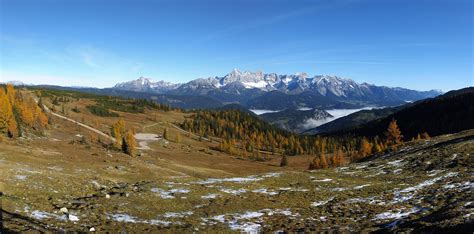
[111,69,442,109]
[0,80,28,86]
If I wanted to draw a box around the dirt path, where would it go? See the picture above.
[170,123,211,141]
[35,98,116,143]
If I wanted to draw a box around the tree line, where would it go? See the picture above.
[0,85,49,139]
[180,109,430,169]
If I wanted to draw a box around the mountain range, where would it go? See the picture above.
[112,69,442,110]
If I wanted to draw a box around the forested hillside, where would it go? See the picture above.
[0,84,49,138]
[330,87,474,140]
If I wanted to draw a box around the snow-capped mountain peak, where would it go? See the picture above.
[114,77,180,93]
[111,70,442,102]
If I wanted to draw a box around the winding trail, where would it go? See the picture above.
[35,98,116,142]
[170,123,210,141]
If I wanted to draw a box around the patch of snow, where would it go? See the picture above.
[387,159,404,167]
[278,187,292,191]
[427,169,444,177]
[374,207,420,220]
[313,178,332,182]
[252,188,278,196]
[354,184,371,190]
[311,196,335,207]
[220,188,247,195]
[68,214,79,222]
[151,188,189,199]
[30,210,66,221]
[201,209,297,233]
[109,213,172,226]
[331,187,348,192]
[195,172,280,185]
[163,211,193,218]
[392,172,459,203]
[393,169,403,174]
[201,193,219,199]
[242,81,268,89]
[15,175,27,180]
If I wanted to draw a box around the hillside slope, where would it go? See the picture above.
[326,87,474,140]
[2,123,473,232]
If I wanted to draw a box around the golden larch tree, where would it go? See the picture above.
[385,119,403,150]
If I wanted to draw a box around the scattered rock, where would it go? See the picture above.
[60,207,68,214]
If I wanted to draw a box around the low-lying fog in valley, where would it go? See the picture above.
[251,107,378,130]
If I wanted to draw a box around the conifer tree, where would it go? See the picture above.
[176,132,181,143]
[320,153,329,169]
[421,132,430,139]
[359,137,372,158]
[385,119,403,150]
[122,130,136,155]
[280,154,288,167]
[111,119,126,147]
[163,128,168,140]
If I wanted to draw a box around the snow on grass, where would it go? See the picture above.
[374,207,420,220]
[201,193,219,199]
[400,172,458,193]
[311,196,335,207]
[220,188,247,195]
[427,169,444,177]
[331,187,348,192]
[387,159,404,167]
[196,176,261,185]
[392,172,459,203]
[162,211,193,218]
[15,175,27,180]
[151,188,190,199]
[201,209,298,233]
[252,188,278,196]
[261,172,282,178]
[195,172,281,185]
[354,184,371,190]
[346,196,385,205]
[393,169,403,174]
[443,181,474,191]
[30,210,66,221]
[108,213,172,226]
[313,178,332,182]
[68,214,80,222]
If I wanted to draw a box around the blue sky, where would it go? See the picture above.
[0,0,472,91]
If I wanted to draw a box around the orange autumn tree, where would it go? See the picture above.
[385,119,403,150]
[122,129,137,156]
[358,137,372,159]
[331,149,346,167]
[111,119,126,147]
[111,119,136,155]
[0,88,18,137]
[0,85,49,138]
